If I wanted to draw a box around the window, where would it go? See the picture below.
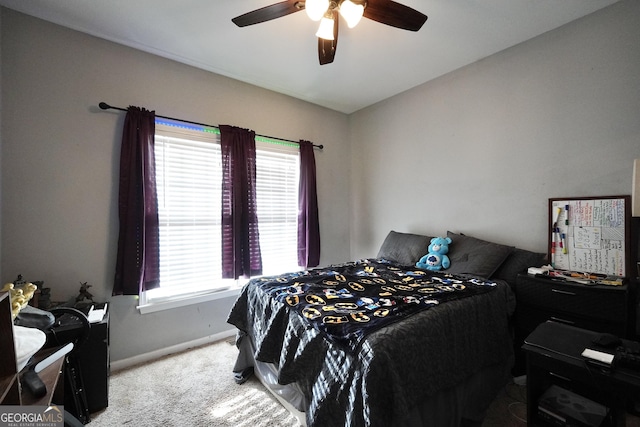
[254,137,301,276]
[139,121,300,310]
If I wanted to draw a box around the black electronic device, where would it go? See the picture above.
[537,385,608,427]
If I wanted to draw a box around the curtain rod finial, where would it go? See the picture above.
[99,102,111,110]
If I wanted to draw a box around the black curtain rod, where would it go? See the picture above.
[98,102,323,150]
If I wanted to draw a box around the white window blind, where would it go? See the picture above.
[142,122,300,306]
[255,140,300,276]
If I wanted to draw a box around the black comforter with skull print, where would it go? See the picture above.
[227,258,515,427]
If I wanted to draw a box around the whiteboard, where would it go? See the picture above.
[548,196,631,277]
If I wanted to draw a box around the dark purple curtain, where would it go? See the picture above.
[113,106,160,296]
[220,125,262,279]
[298,140,321,268]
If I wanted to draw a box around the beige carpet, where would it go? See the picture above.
[86,338,638,427]
[88,339,299,427]
[481,382,527,427]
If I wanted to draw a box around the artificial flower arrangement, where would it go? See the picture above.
[2,278,38,319]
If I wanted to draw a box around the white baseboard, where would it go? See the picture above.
[110,328,236,372]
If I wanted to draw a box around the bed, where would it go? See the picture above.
[227,230,547,426]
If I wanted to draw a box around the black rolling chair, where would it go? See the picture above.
[46,307,92,425]
[63,409,85,427]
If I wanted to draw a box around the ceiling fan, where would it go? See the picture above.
[232,0,427,65]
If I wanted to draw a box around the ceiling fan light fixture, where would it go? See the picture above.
[305,0,330,21]
[339,0,364,28]
[316,15,335,40]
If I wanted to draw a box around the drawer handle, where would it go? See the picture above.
[551,289,577,296]
[550,316,575,325]
[549,371,572,382]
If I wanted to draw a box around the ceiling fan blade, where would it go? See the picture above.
[363,0,427,31]
[318,10,339,65]
[232,0,302,27]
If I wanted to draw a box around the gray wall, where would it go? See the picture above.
[349,0,640,259]
[0,8,351,362]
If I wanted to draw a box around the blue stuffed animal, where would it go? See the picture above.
[416,237,452,271]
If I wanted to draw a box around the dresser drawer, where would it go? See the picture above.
[515,275,627,323]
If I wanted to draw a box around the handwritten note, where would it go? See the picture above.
[573,227,601,249]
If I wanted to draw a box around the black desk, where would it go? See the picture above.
[522,321,640,426]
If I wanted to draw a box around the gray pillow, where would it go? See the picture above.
[445,231,514,278]
[377,231,432,266]
[491,248,547,286]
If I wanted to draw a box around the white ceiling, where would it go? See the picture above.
[0,0,619,114]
